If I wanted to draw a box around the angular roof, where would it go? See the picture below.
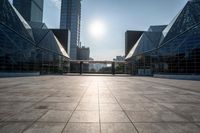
[160,0,200,46]
[32,29,69,58]
[0,0,35,41]
[126,25,166,60]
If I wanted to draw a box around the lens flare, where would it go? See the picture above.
[89,20,106,39]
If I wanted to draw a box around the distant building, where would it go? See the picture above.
[77,46,90,60]
[125,31,143,57]
[60,0,81,60]
[89,57,94,61]
[13,0,44,22]
[76,46,90,72]
[113,56,125,62]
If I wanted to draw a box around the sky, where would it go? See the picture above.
[10,0,189,60]
[80,0,188,60]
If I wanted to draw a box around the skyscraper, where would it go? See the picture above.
[13,0,44,22]
[60,0,81,60]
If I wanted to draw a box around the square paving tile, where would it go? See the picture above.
[23,122,65,133]
[7,109,47,122]
[100,111,130,122]
[0,122,32,133]
[100,104,122,111]
[142,103,170,112]
[161,103,200,113]
[134,123,171,133]
[121,103,146,111]
[0,113,12,121]
[53,103,78,111]
[80,97,98,104]
[69,111,99,122]
[180,112,200,122]
[33,102,53,110]
[76,103,99,111]
[38,110,72,122]
[101,123,137,133]
[34,102,77,111]
[1,75,200,133]
[99,98,117,104]
[63,123,100,133]
[0,102,34,114]
[134,123,200,133]
[44,97,79,103]
[126,111,187,122]
[167,123,200,133]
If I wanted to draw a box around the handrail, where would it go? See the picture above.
[69,60,126,63]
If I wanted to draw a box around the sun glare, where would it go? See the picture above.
[89,20,106,39]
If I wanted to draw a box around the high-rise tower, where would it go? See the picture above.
[60,0,81,60]
[13,0,44,22]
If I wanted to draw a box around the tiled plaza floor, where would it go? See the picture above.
[0,75,200,133]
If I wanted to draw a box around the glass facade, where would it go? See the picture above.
[157,24,200,74]
[126,26,165,76]
[13,0,44,22]
[60,0,81,60]
[126,0,200,75]
[0,0,69,74]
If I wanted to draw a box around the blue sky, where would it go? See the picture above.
[10,0,188,60]
[80,0,189,60]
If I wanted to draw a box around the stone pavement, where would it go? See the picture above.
[0,75,200,133]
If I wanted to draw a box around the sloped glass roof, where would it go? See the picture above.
[32,29,69,58]
[160,0,200,46]
[11,4,35,40]
[126,26,165,60]
[11,5,31,30]
[0,0,35,41]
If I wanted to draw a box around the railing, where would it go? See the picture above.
[69,60,128,75]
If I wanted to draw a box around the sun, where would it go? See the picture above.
[89,20,106,39]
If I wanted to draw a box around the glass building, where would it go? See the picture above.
[0,0,69,74]
[13,0,44,22]
[60,0,81,60]
[126,0,200,75]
